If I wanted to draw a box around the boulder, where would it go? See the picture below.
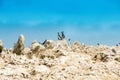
[30,41,45,54]
[43,40,55,49]
[13,34,25,55]
[55,39,69,50]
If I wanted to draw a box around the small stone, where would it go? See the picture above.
[115,57,120,62]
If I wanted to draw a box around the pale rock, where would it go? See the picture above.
[0,35,120,80]
[23,48,33,59]
[30,41,45,53]
[29,41,46,58]
[55,39,69,50]
[71,41,86,52]
[13,34,25,55]
[43,40,55,49]
[34,65,50,73]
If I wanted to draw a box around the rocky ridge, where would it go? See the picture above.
[0,35,120,80]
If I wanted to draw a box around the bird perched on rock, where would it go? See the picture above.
[43,40,55,49]
[57,31,65,40]
[58,32,62,40]
[61,31,65,39]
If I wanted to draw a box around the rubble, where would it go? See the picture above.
[30,41,45,53]
[0,35,120,80]
[92,53,109,62]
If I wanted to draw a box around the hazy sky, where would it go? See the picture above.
[0,0,120,48]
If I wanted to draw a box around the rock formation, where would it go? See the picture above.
[0,35,120,80]
[43,40,55,49]
[30,41,46,54]
[13,34,25,55]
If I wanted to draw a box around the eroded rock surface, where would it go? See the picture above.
[0,36,120,80]
[13,34,25,55]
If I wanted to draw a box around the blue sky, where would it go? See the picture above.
[0,0,120,48]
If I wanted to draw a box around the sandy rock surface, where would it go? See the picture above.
[0,37,120,80]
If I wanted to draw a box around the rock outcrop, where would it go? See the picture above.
[43,40,55,49]
[13,34,25,55]
[0,35,120,80]
[30,41,46,54]
[55,39,69,50]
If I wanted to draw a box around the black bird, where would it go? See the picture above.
[42,39,47,45]
[58,32,62,40]
[61,31,65,39]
